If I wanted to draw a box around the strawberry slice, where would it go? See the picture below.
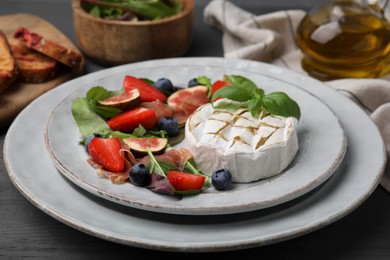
[211,80,230,100]
[107,107,157,133]
[87,137,125,173]
[167,171,206,191]
[123,75,167,102]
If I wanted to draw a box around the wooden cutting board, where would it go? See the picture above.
[0,13,85,129]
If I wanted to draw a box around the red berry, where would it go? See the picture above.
[123,75,167,102]
[107,107,158,133]
[211,80,230,100]
[167,171,206,191]
[87,137,125,173]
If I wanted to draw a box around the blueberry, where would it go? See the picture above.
[84,134,102,153]
[154,78,175,93]
[129,163,152,187]
[212,168,232,191]
[188,78,199,87]
[157,116,180,137]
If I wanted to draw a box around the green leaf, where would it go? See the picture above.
[111,131,136,139]
[224,75,259,93]
[146,148,167,177]
[89,6,101,17]
[213,99,249,111]
[196,76,212,88]
[196,76,212,98]
[86,86,122,118]
[212,85,253,103]
[102,0,182,20]
[247,97,263,117]
[132,124,147,137]
[92,103,122,118]
[71,97,112,138]
[262,92,301,120]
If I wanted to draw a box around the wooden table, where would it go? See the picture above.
[1,0,389,259]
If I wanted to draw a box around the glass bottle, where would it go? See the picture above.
[296,0,390,81]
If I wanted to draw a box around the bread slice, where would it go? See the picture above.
[0,31,17,94]
[14,27,82,70]
[10,40,58,83]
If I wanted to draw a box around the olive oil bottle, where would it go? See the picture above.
[296,0,390,81]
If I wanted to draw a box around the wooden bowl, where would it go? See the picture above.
[72,0,194,66]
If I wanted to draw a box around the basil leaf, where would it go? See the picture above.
[213,99,248,111]
[247,97,263,117]
[262,92,301,120]
[212,85,253,103]
[224,75,258,93]
[71,97,112,138]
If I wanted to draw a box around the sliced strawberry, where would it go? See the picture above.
[123,75,167,102]
[167,171,206,191]
[87,137,125,173]
[107,107,157,133]
[211,80,230,100]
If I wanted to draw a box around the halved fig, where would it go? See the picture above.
[97,89,140,111]
[122,137,168,157]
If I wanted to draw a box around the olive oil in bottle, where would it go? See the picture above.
[296,0,390,81]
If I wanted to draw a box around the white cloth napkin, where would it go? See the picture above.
[204,0,390,192]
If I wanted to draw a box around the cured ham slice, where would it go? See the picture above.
[167,86,210,125]
[140,100,173,119]
[138,147,193,171]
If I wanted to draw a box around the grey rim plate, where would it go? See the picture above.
[44,59,346,215]
[4,58,386,252]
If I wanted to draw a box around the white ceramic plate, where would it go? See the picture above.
[44,59,346,215]
[4,58,386,252]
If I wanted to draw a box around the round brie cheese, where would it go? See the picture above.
[185,102,299,183]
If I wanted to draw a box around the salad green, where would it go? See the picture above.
[81,0,183,21]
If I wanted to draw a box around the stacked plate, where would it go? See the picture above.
[4,58,386,252]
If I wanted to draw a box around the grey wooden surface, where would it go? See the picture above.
[1,0,389,259]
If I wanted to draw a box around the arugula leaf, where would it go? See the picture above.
[146,148,168,177]
[145,148,210,194]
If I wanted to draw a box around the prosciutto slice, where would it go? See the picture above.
[138,147,193,171]
[140,100,173,119]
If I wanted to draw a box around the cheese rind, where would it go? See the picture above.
[185,102,299,183]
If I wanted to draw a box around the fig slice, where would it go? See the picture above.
[122,137,168,157]
[97,88,141,111]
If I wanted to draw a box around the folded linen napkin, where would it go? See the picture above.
[204,0,390,192]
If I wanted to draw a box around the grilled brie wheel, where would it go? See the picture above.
[185,102,299,183]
